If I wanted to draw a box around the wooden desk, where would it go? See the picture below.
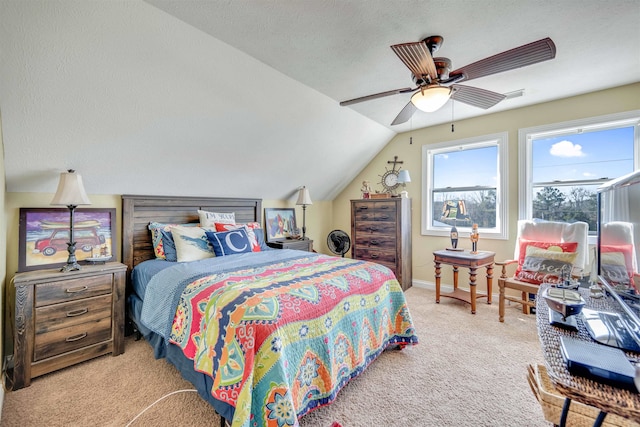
[536,284,640,425]
[433,250,495,314]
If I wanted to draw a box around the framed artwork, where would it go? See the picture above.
[18,208,117,272]
[264,208,298,242]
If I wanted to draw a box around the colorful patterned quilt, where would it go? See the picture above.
[166,253,418,427]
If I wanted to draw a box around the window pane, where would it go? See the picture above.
[532,183,599,232]
[532,126,634,183]
[434,145,497,188]
[432,189,497,228]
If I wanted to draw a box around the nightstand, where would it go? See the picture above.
[9,262,127,389]
[267,239,314,252]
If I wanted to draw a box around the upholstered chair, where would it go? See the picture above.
[497,220,589,322]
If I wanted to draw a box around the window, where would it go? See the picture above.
[519,111,640,237]
[422,132,508,239]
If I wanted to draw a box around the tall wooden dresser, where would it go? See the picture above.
[351,198,412,290]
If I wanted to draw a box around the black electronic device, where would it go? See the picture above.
[560,336,637,392]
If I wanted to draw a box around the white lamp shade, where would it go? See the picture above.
[397,170,411,184]
[51,170,92,206]
[296,186,313,205]
[411,86,451,112]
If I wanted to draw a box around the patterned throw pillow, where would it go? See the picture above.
[205,229,254,257]
[148,222,198,260]
[214,222,262,252]
[515,246,578,285]
[171,225,217,262]
[197,210,236,227]
[601,244,635,287]
[514,240,578,279]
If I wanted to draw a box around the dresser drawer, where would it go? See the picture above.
[354,249,397,273]
[35,275,113,307]
[35,294,113,334]
[354,221,397,234]
[34,316,113,361]
[352,201,397,221]
[354,234,397,249]
[354,247,396,264]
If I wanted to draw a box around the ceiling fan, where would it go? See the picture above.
[340,35,556,125]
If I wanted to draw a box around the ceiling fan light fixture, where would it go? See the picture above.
[411,86,451,112]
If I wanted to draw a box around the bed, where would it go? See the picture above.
[121,195,418,427]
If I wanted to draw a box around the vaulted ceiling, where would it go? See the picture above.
[1,1,638,201]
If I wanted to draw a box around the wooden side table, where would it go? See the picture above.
[433,249,495,314]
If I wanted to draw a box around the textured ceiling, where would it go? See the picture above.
[146,0,640,133]
[0,1,638,202]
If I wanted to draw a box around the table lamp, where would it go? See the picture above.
[296,186,312,240]
[50,169,92,272]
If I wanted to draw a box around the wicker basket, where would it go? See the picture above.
[369,193,391,199]
[528,364,638,427]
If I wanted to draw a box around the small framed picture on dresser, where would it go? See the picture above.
[18,207,116,272]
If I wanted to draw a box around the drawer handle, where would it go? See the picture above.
[370,240,380,245]
[380,206,389,209]
[379,215,390,220]
[65,285,88,293]
[370,254,379,259]
[359,206,369,210]
[369,227,378,232]
[65,333,87,342]
[66,308,88,317]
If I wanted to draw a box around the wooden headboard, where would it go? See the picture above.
[121,194,262,276]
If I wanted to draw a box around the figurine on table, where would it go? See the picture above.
[470,223,479,253]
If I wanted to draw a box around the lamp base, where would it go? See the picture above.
[60,261,81,273]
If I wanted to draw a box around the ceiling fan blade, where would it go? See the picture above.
[391,42,438,82]
[391,101,417,125]
[450,84,506,109]
[450,37,556,82]
[340,87,415,106]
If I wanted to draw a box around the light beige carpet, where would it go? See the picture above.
[1,286,548,427]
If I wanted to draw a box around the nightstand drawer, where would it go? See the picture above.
[34,316,112,361]
[35,294,113,334]
[35,275,113,307]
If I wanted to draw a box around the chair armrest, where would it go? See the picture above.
[495,259,518,279]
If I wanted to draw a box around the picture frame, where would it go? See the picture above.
[264,208,298,243]
[18,208,117,272]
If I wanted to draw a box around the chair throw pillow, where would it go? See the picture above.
[515,245,578,285]
[205,229,254,257]
[601,244,635,287]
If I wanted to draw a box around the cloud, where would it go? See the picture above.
[549,140,585,157]
[583,172,596,177]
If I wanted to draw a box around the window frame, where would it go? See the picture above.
[518,110,640,244]
[421,131,509,240]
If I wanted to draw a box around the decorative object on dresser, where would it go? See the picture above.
[9,262,127,390]
[295,186,312,240]
[50,169,92,272]
[351,197,412,290]
[396,169,411,198]
[18,207,116,272]
[378,155,405,195]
